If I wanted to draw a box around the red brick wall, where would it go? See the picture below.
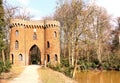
[10,19,60,66]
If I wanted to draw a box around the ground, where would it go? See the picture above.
[0,65,25,83]
[9,65,41,83]
[38,67,76,83]
[0,65,77,83]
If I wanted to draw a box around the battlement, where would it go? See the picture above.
[10,19,60,29]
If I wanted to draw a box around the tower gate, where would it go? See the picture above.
[9,19,60,66]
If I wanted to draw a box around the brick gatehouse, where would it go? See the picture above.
[9,19,60,66]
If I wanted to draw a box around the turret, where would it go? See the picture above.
[44,20,60,64]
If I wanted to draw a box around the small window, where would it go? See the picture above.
[55,54,58,61]
[47,41,50,48]
[15,30,19,36]
[33,32,37,40]
[15,40,19,49]
[19,54,23,61]
[54,31,57,37]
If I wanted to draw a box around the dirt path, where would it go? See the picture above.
[9,65,42,83]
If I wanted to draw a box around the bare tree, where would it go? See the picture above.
[15,9,34,20]
[3,0,34,60]
[54,0,112,77]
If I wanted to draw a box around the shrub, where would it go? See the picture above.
[101,62,111,70]
[93,59,100,65]
[54,63,61,71]
[0,60,12,74]
[91,63,97,69]
[0,61,4,74]
[63,66,74,78]
[4,60,11,72]
[47,56,75,78]
[47,62,52,68]
[60,57,69,67]
[116,65,120,71]
[77,60,92,70]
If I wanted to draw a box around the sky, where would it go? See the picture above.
[96,0,120,18]
[6,0,120,20]
[6,0,57,20]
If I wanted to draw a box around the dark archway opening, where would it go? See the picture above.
[29,45,41,65]
[11,54,14,64]
[55,54,58,61]
[47,54,50,62]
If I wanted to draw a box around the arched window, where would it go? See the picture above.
[19,54,23,61]
[47,54,50,62]
[54,54,58,61]
[54,31,57,37]
[33,32,37,40]
[15,40,19,49]
[15,30,19,36]
[47,41,50,48]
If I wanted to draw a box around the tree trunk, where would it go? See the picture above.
[68,41,71,65]
[97,43,102,63]
[2,50,5,64]
[72,41,79,78]
[71,42,74,66]
[72,64,77,78]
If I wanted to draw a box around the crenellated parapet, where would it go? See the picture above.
[10,19,60,29]
[44,20,60,28]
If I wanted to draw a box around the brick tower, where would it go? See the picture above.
[9,19,60,66]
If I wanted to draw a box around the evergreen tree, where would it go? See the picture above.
[0,0,5,54]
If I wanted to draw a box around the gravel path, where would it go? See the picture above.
[9,65,42,83]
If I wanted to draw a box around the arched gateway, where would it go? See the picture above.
[29,45,41,64]
[9,19,60,66]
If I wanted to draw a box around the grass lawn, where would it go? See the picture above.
[38,67,76,83]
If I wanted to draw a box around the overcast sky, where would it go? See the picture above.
[6,0,120,20]
[97,0,120,18]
